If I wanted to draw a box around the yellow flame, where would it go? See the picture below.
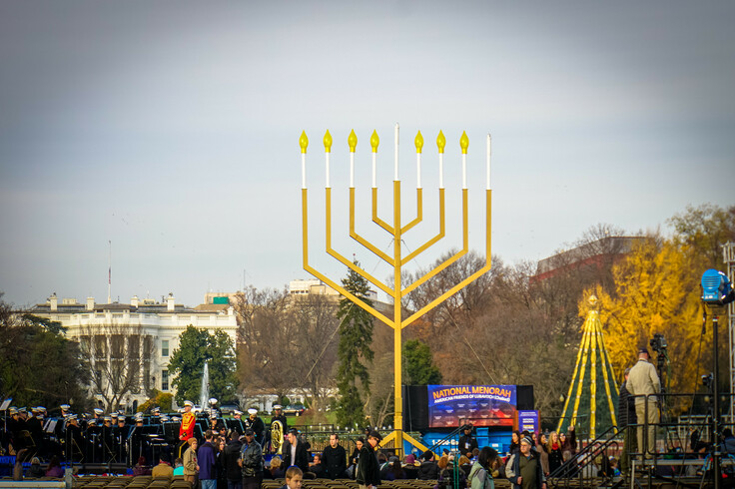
[299,131,309,154]
[414,131,424,154]
[348,129,358,153]
[460,131,469,154]
[323,130,333,153]
[436,131,446,154]
[370,130,380,153]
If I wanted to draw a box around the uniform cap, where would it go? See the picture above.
[104,416,112,422]
[184,400,194,407]
[273,404,282,410]
[111,412,118,418]
[9,407,18,415]
[60,404,71,411]
[233,410,243,416]
[248,408,258,415]
[94,408,104,415]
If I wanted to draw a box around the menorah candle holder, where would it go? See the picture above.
[299,124,492,454]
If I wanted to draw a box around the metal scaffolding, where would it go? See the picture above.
[725,242,735,423]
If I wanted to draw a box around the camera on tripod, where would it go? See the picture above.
[649,333,668,372]
[650,333,667,353]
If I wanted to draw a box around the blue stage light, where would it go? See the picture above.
[701,269,735,305]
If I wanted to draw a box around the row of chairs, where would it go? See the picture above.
[73,475,192,489]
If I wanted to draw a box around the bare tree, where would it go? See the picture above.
[233,287,298,402]
[234,286,343,414]
[290,293,340,413]
[78,322,155,411]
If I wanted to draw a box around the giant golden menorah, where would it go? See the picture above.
[299,124,492,455]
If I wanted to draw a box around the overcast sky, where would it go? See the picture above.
[1,1,734,308]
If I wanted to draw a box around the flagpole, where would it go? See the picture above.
[108,240,112,304]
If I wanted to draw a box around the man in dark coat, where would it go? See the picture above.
[417,451,438,480]
[618,367,637,475]
[244,409,266,447]
[239,429,263,489]
[282,429,309,473]
[223,430,243,489]
[322,433,347,479]
[458,424,478,458]
[356,431,381,489]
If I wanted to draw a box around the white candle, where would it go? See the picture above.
[462,153,467,189]
[439,154,444,189]
[350,153,355,188]
[372,153,377,188]
[394,123,399,181]
[302,153,306,189]
[486,133,492,190]
[326,152,330,188]
[417,153,422,189]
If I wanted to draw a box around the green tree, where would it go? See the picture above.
[0,294,90,409]
[138,390,174,413]
[335,263,375,428]
[403,339,442,385]
[168,325,238,405]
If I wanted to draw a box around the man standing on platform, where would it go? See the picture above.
[179,401,196,457]
[458,424,478,458]
[618,367,637,474]
[322,433,347,479]
[627,347,661,459]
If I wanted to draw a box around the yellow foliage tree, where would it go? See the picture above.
[583,237,710,399]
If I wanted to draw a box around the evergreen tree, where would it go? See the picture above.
[335,263,375,428]
[403,339,442,385]
[168,325,238,405]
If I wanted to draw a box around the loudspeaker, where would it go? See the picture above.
[516,385,535,410]
[403,385,429,431]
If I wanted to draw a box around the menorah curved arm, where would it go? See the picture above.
[327,188,395,296]
[400,188,423,234]
[372,188,394,234]
[401,189,470,296]
[349,188,395,266]
[302,189,393,326]
[401,189,445,266]
[400,190,492,329]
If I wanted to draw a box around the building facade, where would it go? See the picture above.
[30,293,237,411]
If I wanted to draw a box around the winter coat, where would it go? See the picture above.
[506,451,545,489]
[418,460,439,480]
[468,462,494,489]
